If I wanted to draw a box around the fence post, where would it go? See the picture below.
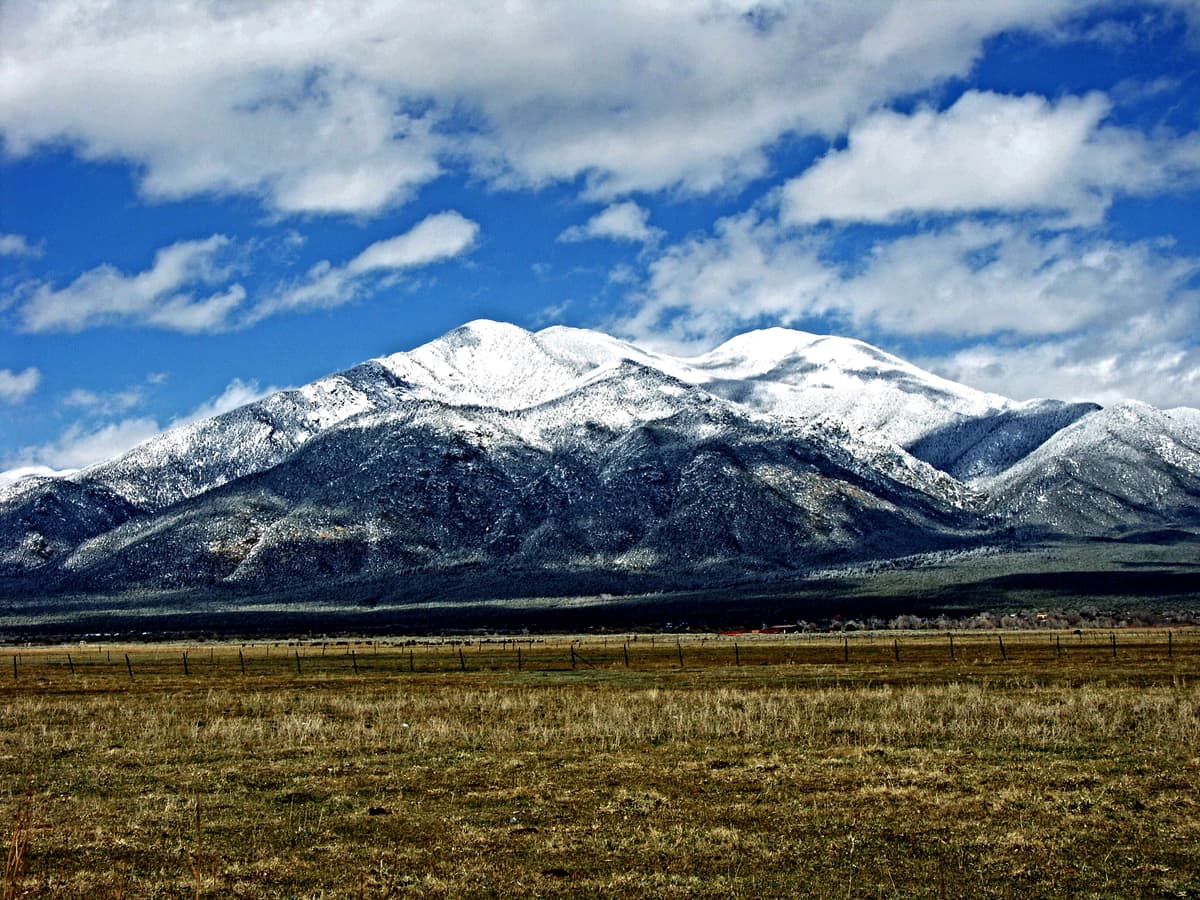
[1056,634,1062,658]
[893,639,899,662]
[623,643,630,668]
[843,637,848,663]
[11,655,16,680]
[949,634,955,661]
[409,649,415,673]
[1111,634,1117,659]
[570,645,576,670]
[677,640,684,669]
[998,635,1007,661]
[1168,631,1173,658]
[125,654,134,678]
[295,649,301,675]
[517,647,523,672]
[459,648,466,672]
[183,652,189,676]
[352,650,359,674]
[734,642,740,667]
[67,654,75,676]
[239,649,246,676]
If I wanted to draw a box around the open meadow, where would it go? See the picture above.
[2,630,1199,898]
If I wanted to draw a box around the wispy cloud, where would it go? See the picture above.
[0,367,40,404]
[0,234,42,258]
[558,202,663,244]
[17,235,245,334]
[9,213,479,334]
[0,377,279,485]
[250,211,479,321]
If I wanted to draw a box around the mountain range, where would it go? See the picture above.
[3,320,1199,628]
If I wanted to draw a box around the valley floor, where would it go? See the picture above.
[1,632,1199,898]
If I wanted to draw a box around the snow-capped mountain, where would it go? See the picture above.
[2,320,1198,606]
[979,402,1200,532]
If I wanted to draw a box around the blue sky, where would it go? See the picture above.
[2,0,1199,481]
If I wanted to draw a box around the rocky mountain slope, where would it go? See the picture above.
[3,320,1199,604]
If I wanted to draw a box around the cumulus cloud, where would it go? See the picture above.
[0,377,280,484]
[781,91,1200,226]
[0,367,40,403]
[0,0,1097,214]
[17,235,245,333]
[252,210,478,320]
[618,212,1200,404]
[558,202,664,244]
[0,234,41,257]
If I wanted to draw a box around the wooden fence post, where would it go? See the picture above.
[998,635,1007,661]
[734,642,740,667]
[623,643,630,668]
[677,640,684,669]
[239,649,246,676]
[67,654,75,676]
[949,634,955,661]
[294,649,301,675]
[893,639,899,662]
[183,652,189,676]
[125,654,134,678]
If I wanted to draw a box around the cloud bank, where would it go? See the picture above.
[0,0,1096,215]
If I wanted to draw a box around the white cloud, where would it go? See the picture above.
[0,366,40,403]
[0,0,1098,214]
[558,202,664,244]
[176,378,276,425]
[926,337,1200,408]
[0,233,41,257]
[252,210,478,320]
[0,377,280,484]
[11,417,165,473]
[63,386,145,416]
[781,91,1200,226]
[17,235,245,333]
[7,213,477,334]
[618,212,1200,404]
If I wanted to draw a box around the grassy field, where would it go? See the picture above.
[1,631,1199,898]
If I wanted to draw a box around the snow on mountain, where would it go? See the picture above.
[4,319,1200,596]
[56,369,986,593]
[980,402,1200,533]
[377,321,1053,452]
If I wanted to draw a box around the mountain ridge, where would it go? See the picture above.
[3,320,1198,616]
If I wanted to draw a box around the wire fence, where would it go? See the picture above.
[3,628,1197,685]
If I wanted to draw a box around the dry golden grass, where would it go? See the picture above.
[1,631,1198,897]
